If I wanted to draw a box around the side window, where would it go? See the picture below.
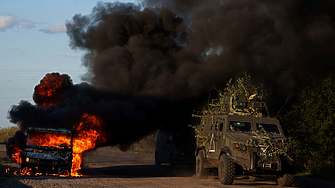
[229,121,252,132]
[218,121,224,132]
[257,123,280,134]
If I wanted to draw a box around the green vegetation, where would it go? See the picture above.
[225,72,264,117]
[191,72,266,153]
[0,126,16,181]
[244,129,293,162]
[194,72,264,119]
[285,74,335,181]
[191,120,211,153]
[0,126,19,144]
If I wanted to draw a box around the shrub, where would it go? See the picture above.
[0,126,19,144]
[285,74,335,180]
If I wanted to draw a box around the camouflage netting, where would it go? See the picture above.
[192,73,293,160]
[191,72,265,151]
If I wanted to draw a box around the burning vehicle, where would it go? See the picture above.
[14,113,106,177]
[20,127,73,176]
[6,73,109,177]
[6,72,161,177]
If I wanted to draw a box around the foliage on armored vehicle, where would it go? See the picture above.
[192,73,295,187]
[192,72,265,153]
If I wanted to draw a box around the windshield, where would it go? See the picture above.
[229,121,252,132]
[27,131,71,148]
[257,123,280,134]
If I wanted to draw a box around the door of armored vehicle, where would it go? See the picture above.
[207,116,226,160]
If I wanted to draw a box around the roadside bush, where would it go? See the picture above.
[284,74,335,181]
[0,126,19,144]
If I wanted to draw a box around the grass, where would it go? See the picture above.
[0,126,18,181]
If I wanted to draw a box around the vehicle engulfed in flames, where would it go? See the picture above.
[21,127,73,176]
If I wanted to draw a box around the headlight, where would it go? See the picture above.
[235,143,247,151]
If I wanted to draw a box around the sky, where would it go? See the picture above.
[0,0,139,128]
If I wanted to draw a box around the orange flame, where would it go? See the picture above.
[29,132,71,148]
[33,73,71,107]
[21,167,33,176]
[71,114,106,176]
[12,144,22,164]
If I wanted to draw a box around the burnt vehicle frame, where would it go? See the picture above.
[21,127,73,175]
[195,114,295,186]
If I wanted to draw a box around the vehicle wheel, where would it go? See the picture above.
[155,153,161,167]
[169,153,176,168]
[218,154,235,185]
[196,150,209,178]
[277,174,294,187]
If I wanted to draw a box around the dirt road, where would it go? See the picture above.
[1,145,334,188]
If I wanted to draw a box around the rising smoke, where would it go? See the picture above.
[67,0,335,99]
[7,73,184,155]
[7,0,335,158]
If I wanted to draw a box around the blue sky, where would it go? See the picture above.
[0,0,138,128]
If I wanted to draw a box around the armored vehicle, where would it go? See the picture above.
[195,114,295,186]
[21,127,73,175]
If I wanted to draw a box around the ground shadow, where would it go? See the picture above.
[81,164,195,178]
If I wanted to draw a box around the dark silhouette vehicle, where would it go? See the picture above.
[155,126,195,167]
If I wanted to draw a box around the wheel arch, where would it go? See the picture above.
[219,148,232,159]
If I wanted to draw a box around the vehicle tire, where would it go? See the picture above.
[277,174,294,187]
[155,152,161,167]
[218,154,235,185]
[196,150,209,178]
[169,153,176,168]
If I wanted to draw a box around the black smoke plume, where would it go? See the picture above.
[7,0,335,157]
[66,0,335,101]
[7,73,189,157]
